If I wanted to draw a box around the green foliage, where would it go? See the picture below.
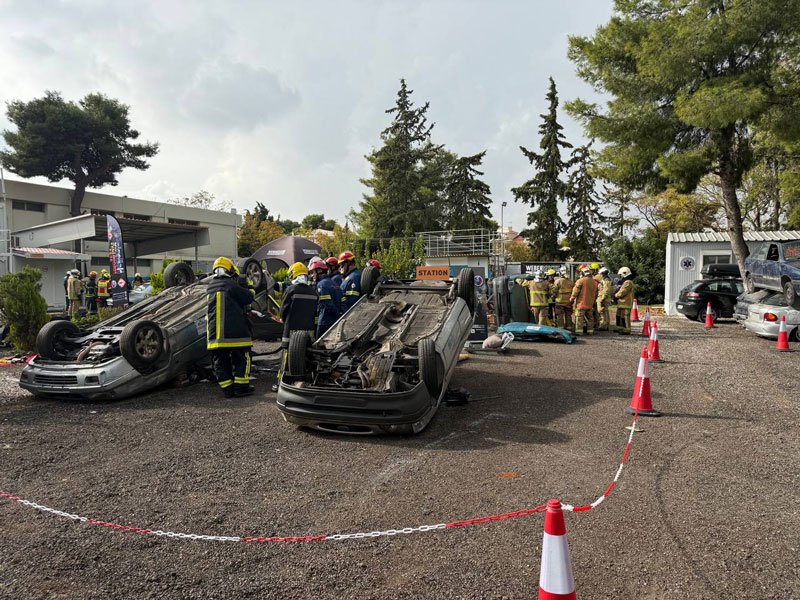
[0,267,50,351]
[149,272,164,294]
[507,243,536,262]
[565,142,604,259]
[1,91,159,216]
[71,314,100,328]
[372,237,427,279]
[600,231,666,305]
[511,78,572,260]
[238,209,286,256]
[301,214,337,231]
[442,151,494,230]
[272,268,290,283]
[161,257,175,270]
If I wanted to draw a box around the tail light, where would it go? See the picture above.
[686,292,701,298]
[764,313,778,322]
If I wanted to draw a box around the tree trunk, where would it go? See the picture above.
[70,181,87,217]
[719,168,751,291]
[770,159,780,231]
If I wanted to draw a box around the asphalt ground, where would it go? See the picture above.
[1,315,799,599]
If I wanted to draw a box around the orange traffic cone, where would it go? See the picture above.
[641,309,651,337]
[538,499,576,600]
[648,320,664,362]
[704,302,715,329]
[776,315,791,352]
[631,298,640,322]
[626,348,661,417]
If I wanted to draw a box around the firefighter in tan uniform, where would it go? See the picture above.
[595,266,613,331]
[528,270,551,325]
[570,266,599,335]
[614,266,636,335]
[551,266,575,332]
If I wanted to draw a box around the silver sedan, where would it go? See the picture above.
[742,291,800,341]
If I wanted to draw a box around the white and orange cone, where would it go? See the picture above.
[647,320,663,362]
[538,499,576,600]
[776,315,791,352]
[631,298,640,322]
[625,348,661,417]
[640,309,651,337]
[704,302,715,329]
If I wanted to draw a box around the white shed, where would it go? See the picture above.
[664,231,800,314]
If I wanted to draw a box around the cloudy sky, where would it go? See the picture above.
[1,0,613,231]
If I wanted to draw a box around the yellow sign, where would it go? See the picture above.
[415,266,450,280]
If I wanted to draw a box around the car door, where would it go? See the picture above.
[715,280,740,316]
[747,244,768,286]
[764,243,781,289]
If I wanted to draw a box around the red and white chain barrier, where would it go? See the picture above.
[0,413,641,544]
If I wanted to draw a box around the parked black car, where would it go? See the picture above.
[676,278,744,322]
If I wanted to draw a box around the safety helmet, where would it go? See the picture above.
[212,256,234,273]
[289,262,309,279]
[599,267,609,275]
[618,266,632,278]
[134,272,141,278]
[306,255,323,269]
[325,257,339,269]
[338,251,355,264]
[367,258,382,269]
[70,269,80,276]
[101,269,110,277]
[581,266,592,276]
[546,268,556,276]
[308,260,327,272]
[533,270,544,281]
[590,262,600,271]
[559,266,568,276]
[89,271,97,278]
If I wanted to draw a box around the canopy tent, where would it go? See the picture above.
[251,236,322,274]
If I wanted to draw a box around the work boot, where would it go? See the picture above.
[234,384,256,397]
[223,388,235,399]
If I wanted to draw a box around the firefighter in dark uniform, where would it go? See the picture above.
[85,271,98,315]
[326,256,343,287]
[206,256,254,398]
[338,251,361,312]
[309,259,342,337]
[272,262,318,392]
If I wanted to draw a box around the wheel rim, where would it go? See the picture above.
[134,327,161,359]
[246,263,262,287]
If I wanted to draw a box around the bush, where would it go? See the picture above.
[272,267,289,282]
[72,314,100,328]
[600,230,666,305]
[150,272,164,293]
[0,267,50,351]
[71,305,123,329]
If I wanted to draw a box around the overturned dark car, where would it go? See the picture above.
[20,260,282,400]
[276,266,476,435]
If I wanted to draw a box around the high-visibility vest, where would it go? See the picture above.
[97,279,110,298]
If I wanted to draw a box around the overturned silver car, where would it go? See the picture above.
[276,267,476,435]
[20,259,281,400]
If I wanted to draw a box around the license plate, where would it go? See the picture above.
[677,304,683,309]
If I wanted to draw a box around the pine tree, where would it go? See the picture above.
[443,151,493,230]
[357,79,442,239]
[601,185,637,239]
[565,142,604,258]
[511,78,572,260]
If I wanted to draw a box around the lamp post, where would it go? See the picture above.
[500,201,507,275]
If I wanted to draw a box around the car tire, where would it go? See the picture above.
[361,264,381,297]
[36,320,80,360]
[287,331,308,377]
[790,327,800,343]
[237,258,266,291]
[418,337,442,397]
[163,262,196,288]
[745,273,756,292]
[120,320,165,371]
[697,305,717,323]
[783,281,800,310]
[457,268,476,314]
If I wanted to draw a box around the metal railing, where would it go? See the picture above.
[419,229,499,257]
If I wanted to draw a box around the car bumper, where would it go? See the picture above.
[276,381,439,435]
[19,356,144,399]
[675,301,702,318]
[742,319,781,339]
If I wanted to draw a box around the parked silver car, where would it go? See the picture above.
[20,259,281,400]
[276,267,476,435]
[741,291,800,341]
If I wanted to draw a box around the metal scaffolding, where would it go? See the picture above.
[419,229,499,257]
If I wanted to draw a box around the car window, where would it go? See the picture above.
[735,282,744,294]
[767,244,780,261]
[783,241,800,261]
[706,281,722,292]
[686,281,707,292]
[763,293,789,307]
[752,244,768,260]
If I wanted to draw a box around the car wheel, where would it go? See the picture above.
[163,262,196,288]
[237,258,266,291]
[790,327,800,343]
[418,337,442,397]
[361,264,381,297]
[287,331,308,377]
[457,268,476,314]
[783,281,800,310]
[696,305,717,323]
[120,320,165,371]
[745,273,756,292]
[36,320,80,360]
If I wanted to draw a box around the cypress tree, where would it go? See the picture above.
[511,78,572,260]
[443,151,494,230]
[565,142,604,259]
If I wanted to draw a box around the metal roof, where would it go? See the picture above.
[668,231,800,243]
[12,247,90,260]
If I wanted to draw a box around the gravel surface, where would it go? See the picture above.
[1,316,799,599]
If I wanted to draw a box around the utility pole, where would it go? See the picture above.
[500,201,507,275]
[0,167,9,275]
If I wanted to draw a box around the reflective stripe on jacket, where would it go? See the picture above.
[528,281,550,307]
[597,277,613,301]
[571,276,598,310]
[280,282,318,340]
[552,277,574,305]
[340,269,361,311]
[206,276,253,350]
[316,275,342,331]
[615,279,635,308]
[67,276,82,300]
